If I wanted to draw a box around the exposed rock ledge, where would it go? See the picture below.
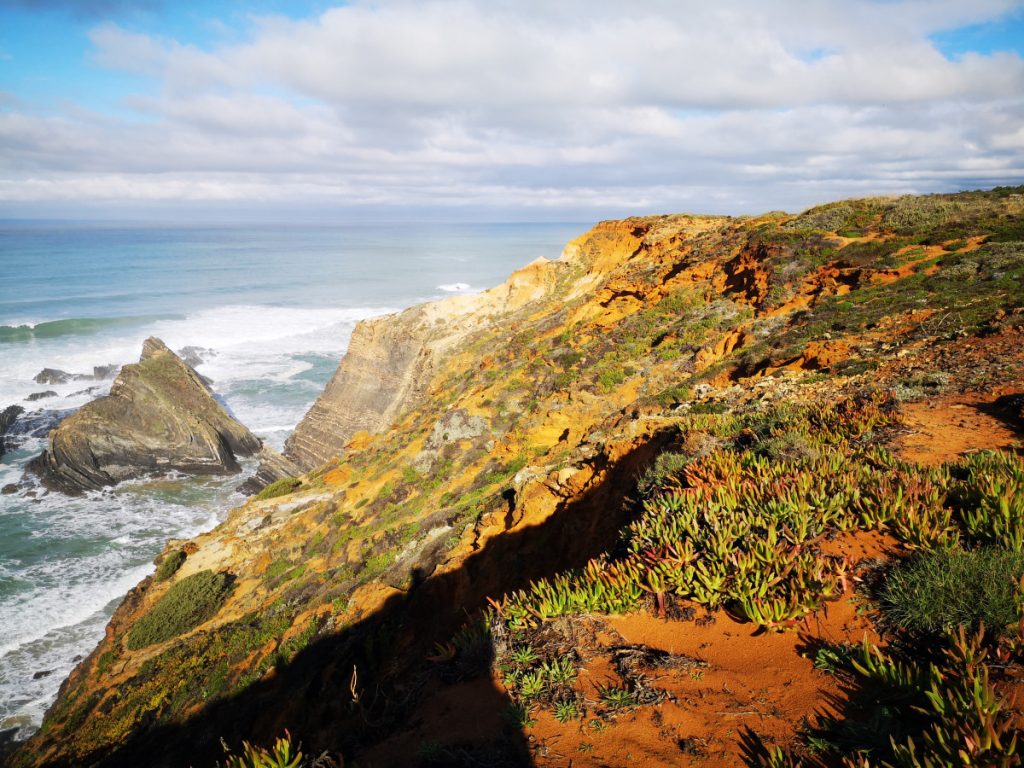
[30,337,260,494]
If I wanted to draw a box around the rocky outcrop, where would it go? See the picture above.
[33,365,117,385]
[30,338,260,494]
[0,405,24,457]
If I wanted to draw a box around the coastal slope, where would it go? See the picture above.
[11,188,1024,768]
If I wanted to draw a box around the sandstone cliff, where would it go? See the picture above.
[12,189,1024,768]
[281,255,565,473]
[30,337,261,494]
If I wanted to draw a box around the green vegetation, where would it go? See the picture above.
[220,732,302,768]
[772,629,1019,767]
[881,547,1024,635]
[254,477,301,501]
[126,570,234,650]
[497,396,1024,638]
[597,683,636,710]
[154,549,186,582]
[553,700,580,723]
[497,631,581,724]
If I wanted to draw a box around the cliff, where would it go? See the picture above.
[11,189,1024,768]
[30,338,261,494]
[273,255,565,475]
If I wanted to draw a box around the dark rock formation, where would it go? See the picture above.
[26,391,57,402]
[0,405,24,457]
[30,338,260,494]
[33,368,72,385]
[33,365,118,385]
[92,364,118,379]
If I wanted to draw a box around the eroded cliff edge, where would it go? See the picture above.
[12,189,1024,768]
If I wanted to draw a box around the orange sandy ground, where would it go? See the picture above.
[360,534,892,768]
[898,387,1023,466]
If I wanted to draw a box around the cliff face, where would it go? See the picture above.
[282,254,567,471]
[13,189,1024,768]
[30,337,261,494]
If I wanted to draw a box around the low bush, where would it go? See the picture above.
[220,732,303,768]
[636,452,689,498]
[254,477,301,501]
[881,547,1024,635]
[154,549,186,582]
[126,570,234,650]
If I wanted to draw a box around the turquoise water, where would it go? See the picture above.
[0,220,585,737]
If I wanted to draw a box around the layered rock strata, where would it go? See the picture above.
[277,256,564,474]
[30,337,260,494]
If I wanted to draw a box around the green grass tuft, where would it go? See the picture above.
[881,547,1024,635]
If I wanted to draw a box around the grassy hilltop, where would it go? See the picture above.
[12,187,1024,768]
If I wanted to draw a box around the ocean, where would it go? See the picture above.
[0,220,585,739]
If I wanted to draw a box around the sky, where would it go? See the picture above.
[1,0,1023,221]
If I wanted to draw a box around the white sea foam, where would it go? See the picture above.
[0,471,246,734]
[0,304,393,414]
[0,303,396,737]
[437,282,472,292]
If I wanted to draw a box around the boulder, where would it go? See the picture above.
[30,338,261,494]
[238,444,304,496]
[27,391,57,402]
[92,364,118,379]
[177,346,215,368]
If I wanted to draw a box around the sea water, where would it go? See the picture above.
[0,220,584,739]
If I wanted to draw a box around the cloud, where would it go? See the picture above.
[3,0,1024,215]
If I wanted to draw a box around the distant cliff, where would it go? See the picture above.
[13,188,1024,768]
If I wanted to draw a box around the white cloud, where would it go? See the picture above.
[3,0,1024,215]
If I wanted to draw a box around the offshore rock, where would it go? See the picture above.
[33,365,117,385]
[0,405,24,457]
[30,337,260,494]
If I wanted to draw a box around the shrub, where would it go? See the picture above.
[254,477,301,501]
[881,547,1024,635]
[155,549,186,582]
[636,452,690,497]
[126,570,234,650]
